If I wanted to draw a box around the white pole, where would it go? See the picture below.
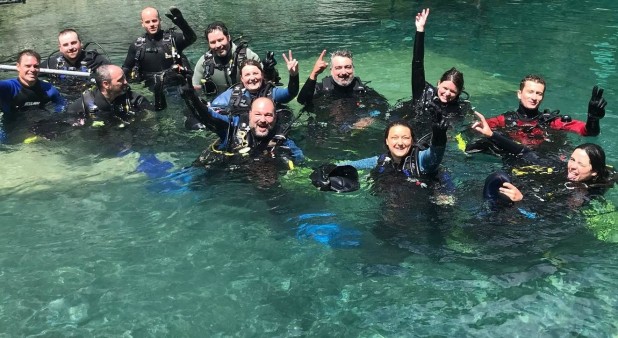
[0,65,91,77]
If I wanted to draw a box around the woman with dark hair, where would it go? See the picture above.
[390,8,473,134]
[472,112,615,205]
[209,52,299,114]
[338,115,449,190]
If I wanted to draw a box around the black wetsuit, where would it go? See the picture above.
[41,50,110,97]
[297,76,366,106]
[67,87,151,126]
[122,28,196,88]
[389,31,473,136]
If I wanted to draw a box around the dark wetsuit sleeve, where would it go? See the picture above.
[132,93,153,111]
[488,132,529,155]
[0,79,17,113]
[66,98,85,117]
[297,77,317,105]
[86,53,112,71]
[174,27,197,51]
[182,88,230,138]
[287,74,299,100]
[122,43,138,77]
[412,31,426,102]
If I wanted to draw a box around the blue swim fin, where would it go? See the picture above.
[136,153,174,179]
[296,223,361,248]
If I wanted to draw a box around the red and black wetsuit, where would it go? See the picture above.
[485,104,595,147]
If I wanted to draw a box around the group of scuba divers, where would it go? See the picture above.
[0,7,615,217]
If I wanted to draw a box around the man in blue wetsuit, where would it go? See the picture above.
[182,83,303,171]
[0,49,66,142]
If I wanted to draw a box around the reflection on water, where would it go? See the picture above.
[1,0,618,336]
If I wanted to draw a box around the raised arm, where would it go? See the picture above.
[165,7,197,49]
[412,8,429,102]
[297,50,328,105]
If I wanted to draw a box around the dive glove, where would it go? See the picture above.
[587,85,607,120]
[262,51,277,70]
[430,107,448,147]
[165,7,188,27]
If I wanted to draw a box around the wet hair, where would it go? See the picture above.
[519,74,546,91]
[58,28,81,42]
[205,21,230,40]
[94,64,113,87]
[331,50,353,61]
[575,143,609,183]
[439,67,464,94]
[240,59,263,74]
[383,119,415,147]
[17,49,41,63]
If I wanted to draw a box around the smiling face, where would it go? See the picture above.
[17,54,40,86]
[436,80,459,103]
[517,80,545,110]
[58,31,82,63]
[385,124,413,163]
[240,64,264,92]
[207,29,231,57]
[330,55,355,87]
[249,98,276,138]
[141,7,161,35]
[567,148,596,182]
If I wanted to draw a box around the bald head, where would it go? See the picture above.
[141,7,161,35]
[249,98,277,138]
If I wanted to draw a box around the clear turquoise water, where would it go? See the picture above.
[1,0,618,336]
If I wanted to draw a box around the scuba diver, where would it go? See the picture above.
[28,64,155,151]
[209,51,299,114]
[182,76,303,174]
[40,29,110,98]
[389,8,473,135]
[296,49,389,133]
[66,65,151,128]
[478,75,608,149]
[191,21,280,98]
[121,6,196,112]
[0,49,65,143]
[337,112,449,196]
[472,111,615,208]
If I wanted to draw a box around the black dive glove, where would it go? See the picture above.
[430,108,448,147]
[165,7,189,30]
[262,51,282,84]
[488,132,527,156]
[588,85,607,119]
[585,85,607,136]
[262,51,277,70]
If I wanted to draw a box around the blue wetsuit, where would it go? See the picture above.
[182,87,304,165]
[0,78,66,140]
[341,144,445,176]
